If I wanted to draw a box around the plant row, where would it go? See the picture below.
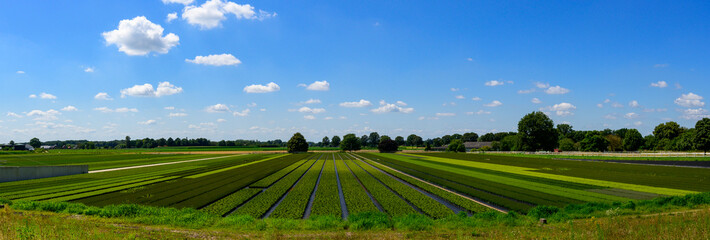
[232,157,319,217]
[270,159,327,218]
[310,155,342,217]
[341,157,417,216]
[333,158,378,214]
[249,156,315,187]
[348,155,454,218]
[357,153,490,213]
[200,188,263,216]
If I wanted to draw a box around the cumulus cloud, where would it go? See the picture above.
[7,112,22,118]
[169,112,187,117]
[216,118,227,122]
[611,102,624,108]
[205,103,230,113]
[27,109,61,121]
[371,101,414,114]
[535,82,550,89]
[181,0,275,29]
[674,93,704,107]
[102,16,179,56]
[243,82,280,93]
[651,81,668,88]
[301,80,330,91]
[29,94,36,98]
[166,12,178,23]
[680,108,710,120]
[518,89,535,94]
[186,53,241,66]
[303,115,316,120]
[302,99,321,104]
[455,95,465,99]
[484,100,502,107]
[16,71,25,74]
[604,114,617,120]
[484,80,505,86]
[94,107,138,113]
[233,108,250,117]
[471,97,481,101]
[94,92,113,100]
[30,92,56,99]
[542,102,577,116]
[61,106,78,112]
[436,113,456,117]
[298,107,326,114]
[545,86,570,94]
[531,98,542,104]
[164,106,175,110]
[396,101,407,106]
[340,99,372,108]
[84,67,95,73]
[629,100,640,108]
[138,120,157,125]
[120,82,183,98]
[162,0,194,4]
[624,112,639,119]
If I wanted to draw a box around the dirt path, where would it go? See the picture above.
[88,155,236,174]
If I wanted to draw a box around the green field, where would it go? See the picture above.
[1,151,708,220]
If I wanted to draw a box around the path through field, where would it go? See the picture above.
[88,155,236,173]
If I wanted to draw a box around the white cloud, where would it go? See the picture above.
[61,106,78,112]
[181,0,274,29]
[324,116,334,120]
[115,108,138,113]
[16,71,25,74]
[436,113,456,117]
[40,93,56,99]
[302,80,330,91]
[535,82,550,89]
[340,99,372,108]
[164,106,175,110]
[205,103,230,113]
[531,98,542,104]
[624,112,639,119]
[162,0,194,4]
[675,83,683,89]
[629,100,640,108]
[654,63,669,68]
[471,97,481,101]
[542,102,576,116]
[102,16,179,56]
[169,112,187,117]
[475,110,491,115]
[93,92,112,101]
[166,12,178,23]
[518,89,535,94]
[604,99,611,103]
[84,67,95,73]
[298,107,326,114]
[216,118,227,122]
[138,120,157,125]
[455,95,465,99]
[27,109,61,121]
[611,102,624,108]
[597,103,603,108]
[120,82,183,98]
[650,81,668,88]
[7,112,22,118]
[303,115,316,120]
[371,101,414,114]
[29,94,36,98]
[186,53,241,66]
[484,100,502,107]
[545,86,570,94]
[450,88,459,91]
[244,82,280,93]
[604,114,617,120]
[233,109,250,117]
[634,121,643,126]
[484,80,505,86]
[680,108,710,120]
[260,108,266,111]
[396,101,407,106]
[303,99,321,104]
[674,93,704,107]
[466,58,473,62]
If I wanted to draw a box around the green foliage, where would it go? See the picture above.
[673,129,696,151]
[653,121,683,140]
[527,205,560,219]
[377,138,399,153]
[333,159,378,214]
[462,132,479,142]
[424,143,431,151]
[311,157,342,217]
[321,136,330,147]
[622,129,644,151]
[500,135,521,151]
[339,134,361,152]
[29,138,41,149]
[394,136,405,146]
[287,132,309,153]
[393,214,434,231]
[518,111,557,151]
[347,211,392,230]
[694,118,710,154]
[368,132,380,148]
[446,139,465,153]
[605,135,622,151]
[558,138,576,151]
[557,124,574,139]
[271,159,326,219]
[331,136,341,147]
[406,134,423,147]
[580,133,608,152]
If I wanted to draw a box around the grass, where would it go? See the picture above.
[488,152,710,161]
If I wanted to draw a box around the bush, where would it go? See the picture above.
[377,139,399,153]
[527,205,560,219]
[0,198,12,206]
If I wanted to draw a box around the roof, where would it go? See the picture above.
[463,141,493,149]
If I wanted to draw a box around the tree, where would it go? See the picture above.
[218,140,227,146]
[622,129,643,151]
[695,118,710,155]
[360,135,369,147]
[456,143,466,153]
[479,133,496,142]
[518,111,557,151]
[580,133,608,152]
[378,138,399,153]
[462,132,479,142]
[9,140,14,146]
[29,138,41,149]
[368,132,380,147]
[642,135,657,150]
[500,135,521,151]
[287,132,309,153]
[125,136,132,148]
[340,134,361,152]
[556,124,574,140]
[673,129,696,151]
[424,143,431,151]
[380,135,391,142]
[167,137,175,146]
[441,135,453,145]
[322,136,330,147]
[331,136,341,147]
[446,139,465,153]
[394,136,405,146]
[558,138,576,151]
[606,135,622,151]
[653,121,683,140]
[85,142,96,149]
[413,135,423,147]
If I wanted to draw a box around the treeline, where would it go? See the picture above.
[313,132,424,148]
[10,136,286,150]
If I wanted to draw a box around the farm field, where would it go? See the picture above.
[1,151,708,220]
[0,153,233,170]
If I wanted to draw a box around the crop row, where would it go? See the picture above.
[200,188,263,216]
[356,153,490,213]
[232,157,319,217]
[341,157,416,216]
[392,155,630,203]
[249,155,317,187]
[333,157,378,214]
[75,154,308,208]
[185,154,281,178]
[347,154,453,218]
[270,158,327,219]
[50,176,181,202]
[310,155,342,217]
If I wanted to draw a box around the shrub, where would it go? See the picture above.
[527,205,560,219]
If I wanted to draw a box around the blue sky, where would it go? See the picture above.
[1,0,709,143]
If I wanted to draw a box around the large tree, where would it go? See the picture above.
[558,138,576,151]
[462,132,479,142]
[29,138,42,149]
[446,139,465,153]
[125,136,132,148]
[394,136,405,146]
[360,135,369,147]
[287,132,309,153]
[368,132,380,147]
[518,111,558,151]
[622,129,644,151]
[556,124,574,139]
[653,121,683,140]
[605,135,622,151]
[695,118,710,155]
[331,135,341,147]
[321,136,330,147]
[340,134,361,152]
[580,133,609,152]
[378,138,399,153]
